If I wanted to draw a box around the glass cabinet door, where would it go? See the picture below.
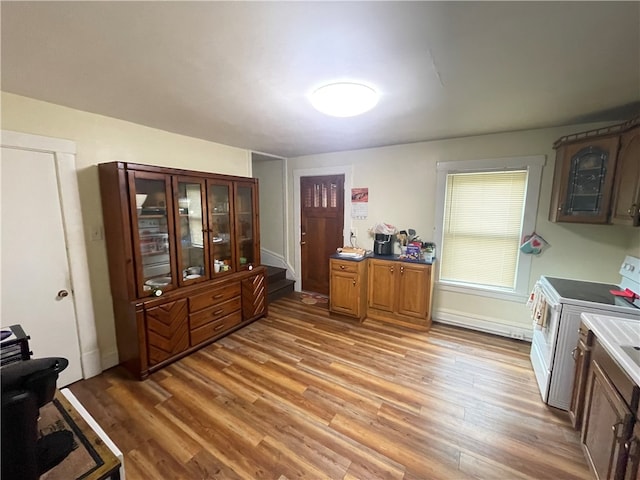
[563,146,609,216]
[235,182,257,270]
[207,180,233,275]
[130,172,175,297]
[174,177,208,285]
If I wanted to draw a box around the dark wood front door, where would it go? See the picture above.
[300,175,345,295]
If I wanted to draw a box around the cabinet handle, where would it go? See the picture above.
[300,241,306,245]
[212,309,224,316]
[340,265,345,270]
[571,347,579,360]
[400,266,404,274]
[213,323,226,332]
[390,266,394,273]
[612,421,624,436]
[212,294,224,300]
[628,203,638,217]
[352,280,356,286]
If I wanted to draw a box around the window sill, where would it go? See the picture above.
[436,281,528,303]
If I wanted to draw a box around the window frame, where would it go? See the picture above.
[434,155,545,302]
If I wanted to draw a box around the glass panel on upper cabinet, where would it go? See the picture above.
[175,177,208,285]
[235,183,255,270]
[131,172,175,297]
[564,147,608,216]
[207,180,233,275]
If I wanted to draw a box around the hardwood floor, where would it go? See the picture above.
[69,294,591,479]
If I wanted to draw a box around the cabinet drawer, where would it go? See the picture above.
[189,283,241,312]
[189,296,241,330]
[331,260,360,274]
[190,311,242,346]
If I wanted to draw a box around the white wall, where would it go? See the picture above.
[1,92,252,369]
[288,125,638,338]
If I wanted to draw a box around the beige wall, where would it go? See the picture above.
[2,91,636,365]
[288,125,638,336]
[253,157,286,257]
[1,92,252,368]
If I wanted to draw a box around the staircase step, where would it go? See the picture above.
[266,265,287,283]
[267,278,295,304]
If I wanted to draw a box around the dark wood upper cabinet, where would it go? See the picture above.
[549,117,639,225]
[611,125,640,226]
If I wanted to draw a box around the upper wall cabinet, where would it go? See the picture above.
[549,117,640,225]
[611,125,640,226]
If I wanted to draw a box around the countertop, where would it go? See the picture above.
[331,252,435,265]
[581,312,640,386]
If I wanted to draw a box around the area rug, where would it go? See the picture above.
[300,293,329,305]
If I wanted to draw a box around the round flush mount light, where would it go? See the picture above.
[309,82,379,117]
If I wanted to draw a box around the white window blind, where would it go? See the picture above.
[441,170,527,290]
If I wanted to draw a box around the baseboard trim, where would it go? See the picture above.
[434,309,533,342]
[100,349,120,371]
[81,349,103,379]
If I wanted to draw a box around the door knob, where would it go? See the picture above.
[57,290,69,299]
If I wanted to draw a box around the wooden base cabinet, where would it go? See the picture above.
[580,339,639,480]
[570,323,593,430]
[329,258,367,320]
[367,259,434,330]
[626,419,640,480]
[128,267,266,379]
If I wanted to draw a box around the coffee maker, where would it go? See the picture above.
[1,357,73,480]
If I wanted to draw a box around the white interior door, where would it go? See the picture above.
[1,146,83,386]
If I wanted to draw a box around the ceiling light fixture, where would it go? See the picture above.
[309,82,379,117]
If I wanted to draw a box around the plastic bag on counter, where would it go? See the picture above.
[369,222,397,235]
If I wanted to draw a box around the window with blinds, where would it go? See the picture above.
[441,170,527,290]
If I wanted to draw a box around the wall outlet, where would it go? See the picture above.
[510,332,525,340]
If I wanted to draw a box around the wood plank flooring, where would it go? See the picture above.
[69,294,592,479]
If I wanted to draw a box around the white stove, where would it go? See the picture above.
[529,255,640,410]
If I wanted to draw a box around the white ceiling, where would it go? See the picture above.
[2,1,639,158]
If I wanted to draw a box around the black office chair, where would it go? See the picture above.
[1,357,73,480]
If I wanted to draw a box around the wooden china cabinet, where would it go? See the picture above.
[99,162,266,379]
